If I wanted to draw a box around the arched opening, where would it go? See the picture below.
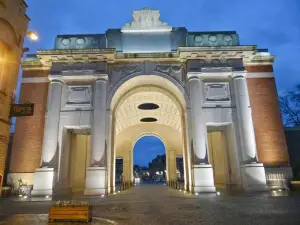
[109,75,191,193]
[133,135,166,185]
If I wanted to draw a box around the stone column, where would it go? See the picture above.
[168,150,177,181]
[167,150,177,188]
[188,75,216,193]
[84,76,108,195]
[32,78,64,196]
[233,73,258,163]
[189,77,208,163]
[232,73,267,191]
[89,78,107,166]
[122,150,133,188]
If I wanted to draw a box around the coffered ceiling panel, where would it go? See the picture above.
[115,91,181,135]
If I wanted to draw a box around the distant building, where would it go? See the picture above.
[115,158,123,181]
[176,156,184,179]
[149,154,166,174]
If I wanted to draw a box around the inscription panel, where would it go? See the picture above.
[203,82,231,105]
[62,85,92,110]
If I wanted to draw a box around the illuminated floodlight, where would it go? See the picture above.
[45,195,49,199]
[101,194,105,198]
[216,192,220,196]
[195,193,199,196]
[23,196,28,199]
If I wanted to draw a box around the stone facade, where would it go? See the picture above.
[9,8,292,196]
[0,0,29,192]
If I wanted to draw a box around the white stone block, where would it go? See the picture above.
[31,168,54,196]
[193,164,216,193]
[84,167,107,195]
[240,163,268,191]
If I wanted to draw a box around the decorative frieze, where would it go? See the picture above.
[108,62,185,91]
[187,58,244,73]
[51,62,107,76]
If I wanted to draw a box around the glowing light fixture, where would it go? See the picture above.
[216,192,220,196]
[195,193,199,196]
[45,195,49,199]
[27,31,39,41]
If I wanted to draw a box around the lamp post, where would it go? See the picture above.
[26,30,39,41]
[22,30,39,56]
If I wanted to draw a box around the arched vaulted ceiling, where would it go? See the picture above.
[115,88,182,135]
[111,75,187,136]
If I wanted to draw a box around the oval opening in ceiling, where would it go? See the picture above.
[140,117,157,122]
[138,103,159,110]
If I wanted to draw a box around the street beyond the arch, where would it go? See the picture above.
[0,184,300,225]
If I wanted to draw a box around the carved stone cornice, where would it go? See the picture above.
[244,55,275,66]
[179,46,257,62]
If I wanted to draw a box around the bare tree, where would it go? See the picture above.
[279,84,300,127]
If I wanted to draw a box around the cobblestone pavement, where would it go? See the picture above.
[1,184,300,225]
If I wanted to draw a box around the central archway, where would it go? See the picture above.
[132,135,166,185]
[107,75,191,193]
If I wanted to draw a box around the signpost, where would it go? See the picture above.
[9,103,34,117]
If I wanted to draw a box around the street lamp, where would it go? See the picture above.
[26,30,39,41]
[22,30,39,56]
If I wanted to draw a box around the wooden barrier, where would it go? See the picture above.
[49,202,92,223]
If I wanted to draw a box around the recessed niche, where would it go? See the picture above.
[138,103,159,110]
[140,117,158,122]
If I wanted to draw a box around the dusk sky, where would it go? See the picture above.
[20,0,300,166]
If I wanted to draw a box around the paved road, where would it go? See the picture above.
[0,184,300,224]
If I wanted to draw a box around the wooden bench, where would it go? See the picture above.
[49,204,92,223]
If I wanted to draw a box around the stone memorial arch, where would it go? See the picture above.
[8,8,292,196]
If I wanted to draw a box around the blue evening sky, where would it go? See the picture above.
[133,136,165,166]
[19,0,300,165]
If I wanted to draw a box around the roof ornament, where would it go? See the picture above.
[121,8,172,33]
